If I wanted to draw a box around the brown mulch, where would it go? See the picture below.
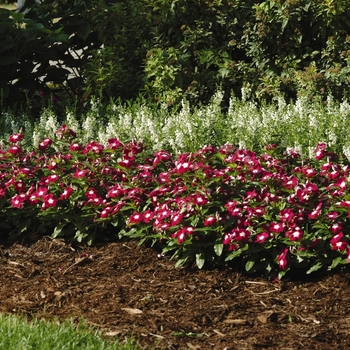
[0,236,350,350]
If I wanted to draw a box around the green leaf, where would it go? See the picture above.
[225,248,242,261]
[196,253,205,269]
[329,256,342,270]
[245,260,255,272]
[175,256,188,268]
[9,10,25,22]
[214,243,223,256]
[52,223,67,238]
[306,261,323,274]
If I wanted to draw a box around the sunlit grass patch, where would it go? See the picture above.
[0,314,143,350]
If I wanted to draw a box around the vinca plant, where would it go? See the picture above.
[1,126,350,279]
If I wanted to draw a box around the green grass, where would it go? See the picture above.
[0,314,143,350]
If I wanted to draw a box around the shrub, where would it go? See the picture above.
[1,0,350,110]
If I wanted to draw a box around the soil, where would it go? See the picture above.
[1,236,350,350]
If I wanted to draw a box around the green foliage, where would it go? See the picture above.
[142,0,350,104]
[1,0,350,110]
[0,0,150,111]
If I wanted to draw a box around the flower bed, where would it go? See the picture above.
[2,126,350,279]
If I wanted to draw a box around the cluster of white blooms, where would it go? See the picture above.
[2,92,350,160]
[81,114,98,144]
[65,110,81,136]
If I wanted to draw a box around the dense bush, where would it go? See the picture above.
[143,0,350,104]
[1,0,350,110]
[0,0,150,111]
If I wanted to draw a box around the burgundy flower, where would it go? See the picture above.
[156,208,172,220]
[74,170,89,178]
[171,226,194,244]
[100,206,112,218]
[13,180,26,192]
[175,161,191,175]
[119,158,134,168]
[283,176,298,189]
[235,228,251,241]
[107,185,126,198]
[39,138,53,151]
[269,222,284,233]
[143,210,154,223]
[30,187,48,204]
[339,200,350,208]
[330,223,343,234]
[171,213,184,226]
[107,138,123,150]
[9,133,24,143]
[314,142,327,160]
[280,208,295,222]
[87,197,104,206]
[223,232,234,245]
[204,216,217,226]
[56,124,77,139]
[304,167,317,178]
[111,201,126,214]
[192,195,208,206]
[8,145,22,155]
[42,194,58,210]
[245,189,257,200]
[60,186,73,200]
[333,177,347,190]
[277,248,288,270]
[329,232,347,251]
[158,222,171,231]
[11,194,27,208]
[327,212,338,220]
[331,240,348,251]
[153,150,172,166]
[255,232,270,243]
[128,211,144,224]
[308,202,322,220]
[286,227,304,241]
[83,141,104,154]
[45,174,60,184]
[85,188,98,199]
[69,143,82,151]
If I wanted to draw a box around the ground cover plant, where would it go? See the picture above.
[2,124,350,280]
